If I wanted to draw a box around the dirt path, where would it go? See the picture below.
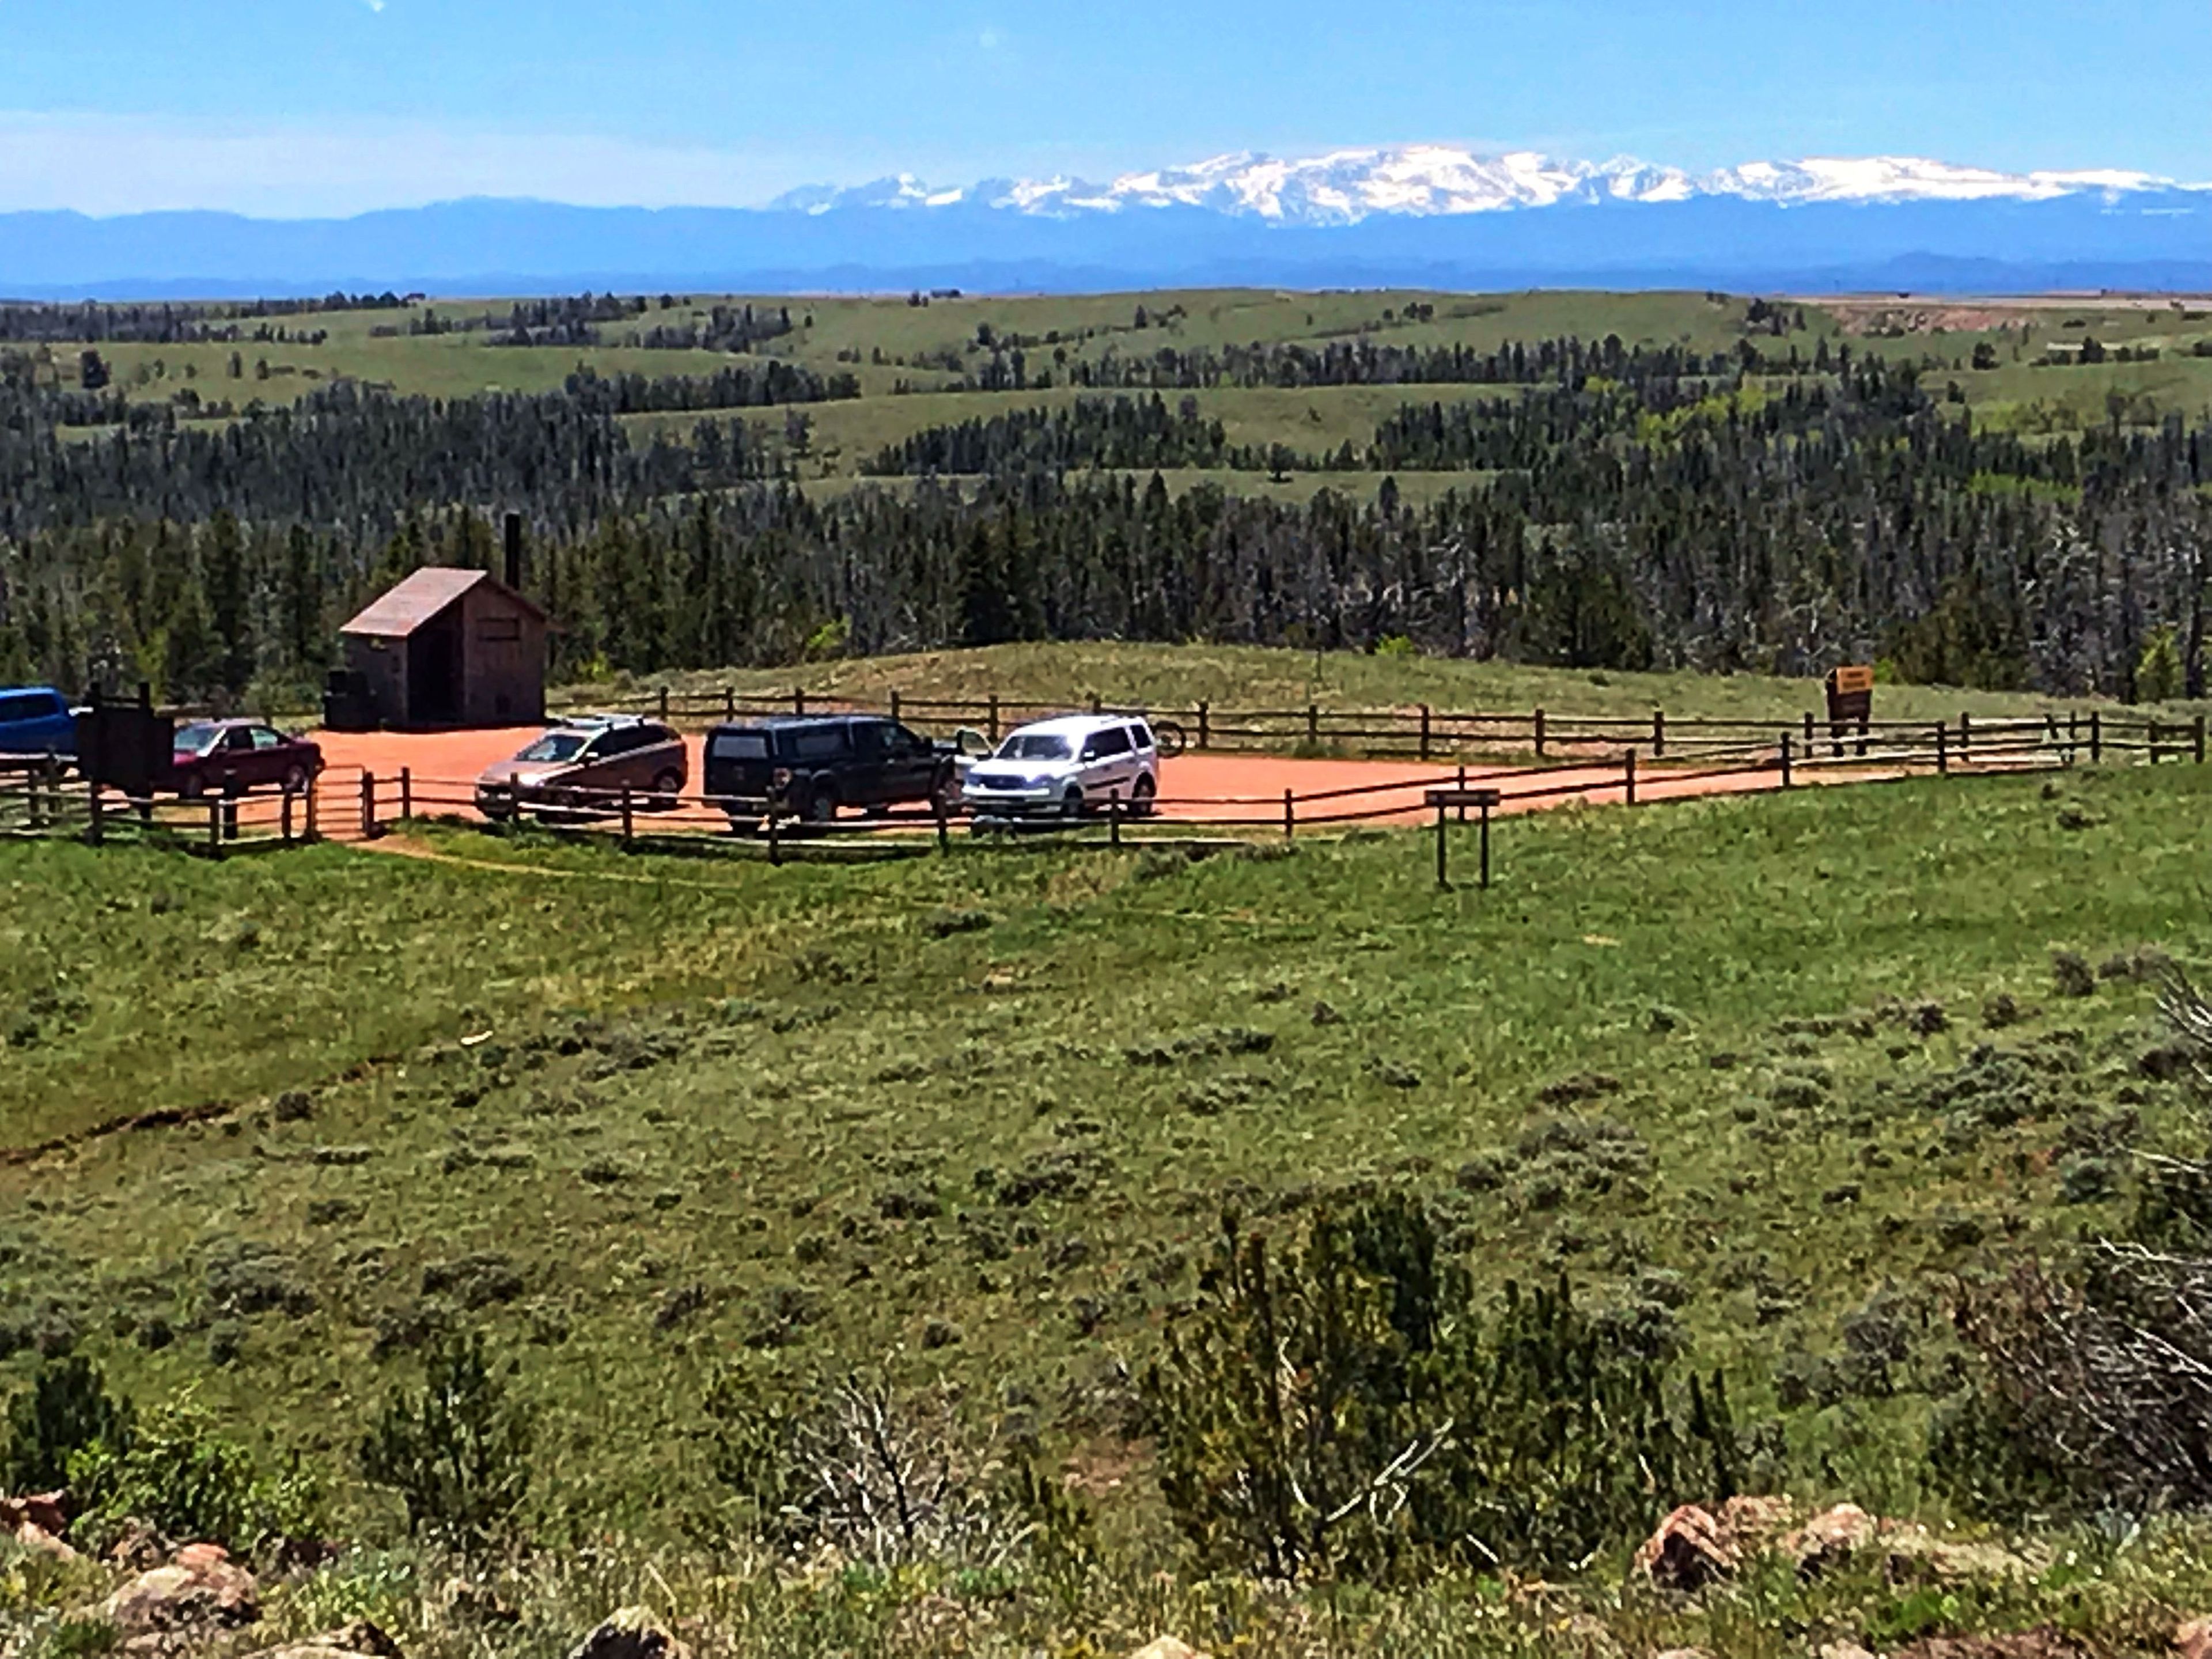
[310,726,1876,840]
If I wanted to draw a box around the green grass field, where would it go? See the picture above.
[3,764,2205,1540]
[573,638,2191,730]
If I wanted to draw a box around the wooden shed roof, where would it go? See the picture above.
[339,567,544,638]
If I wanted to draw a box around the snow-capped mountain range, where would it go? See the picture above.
[3,145,2207,298]
[771,144,2198,226]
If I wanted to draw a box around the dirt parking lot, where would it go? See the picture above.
[309,725,1841,836]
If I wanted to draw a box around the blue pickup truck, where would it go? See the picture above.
[0,687,77,759]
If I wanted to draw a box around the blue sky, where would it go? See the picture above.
[4,0,2208,215]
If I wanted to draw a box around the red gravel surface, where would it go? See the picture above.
[308,725,1864,838]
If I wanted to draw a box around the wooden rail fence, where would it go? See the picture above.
[547,683,2206,767]
[3,709,2201,881]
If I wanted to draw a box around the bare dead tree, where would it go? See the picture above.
[781,1374,1033,1571]
[1953,967,2212,1512]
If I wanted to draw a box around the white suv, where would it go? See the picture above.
[961,714,1161,818]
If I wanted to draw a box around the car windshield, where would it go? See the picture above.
[173,722,223,754]
[997,733,1073,761]
[514,732,588,764]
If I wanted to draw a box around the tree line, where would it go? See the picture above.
[863,395,1252,475]
[0,294,409,345]
[952,331,1854,394]
[1,329,2208,706]
[560,362,858,417]
[383,297,801,353]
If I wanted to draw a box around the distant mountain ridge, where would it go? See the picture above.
[2,144,2207,299]
[770,144,2201,226]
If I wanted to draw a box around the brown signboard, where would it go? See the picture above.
[77,690,175,798]
[1824,665,1874,754]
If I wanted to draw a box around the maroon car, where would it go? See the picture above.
[169,719,325,798]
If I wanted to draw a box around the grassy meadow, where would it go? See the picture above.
[39,286,2212,499]
[3,764,2206,1541]
[570,638,2192,730]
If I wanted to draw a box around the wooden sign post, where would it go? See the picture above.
[1825,665,1875,757]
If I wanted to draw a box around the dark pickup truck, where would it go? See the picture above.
[703,715,968,825]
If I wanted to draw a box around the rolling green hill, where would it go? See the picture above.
[36,286,2212,498]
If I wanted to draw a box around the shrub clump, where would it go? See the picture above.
[2051,950,2097,999]
[922,907,995,939]
[3,1355,324,1554]
[1144,1196,1739,1582]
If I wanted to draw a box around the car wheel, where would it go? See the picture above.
[650,767,683,809]
[179,772,204,801]
[1132,774,1158,817]
[802,782,839,825]
[282,764,309,795]
[1060,785,1086,820]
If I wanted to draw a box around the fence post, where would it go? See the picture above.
[2090,710,2103,764]
[1109,789,1122,850]
[362,771,377,839]
[2149,719,2162,765]
[724,687,736,721]
[208,797,222,855]
[1652,709,1665,758]
[933,790,950,854]
[1802,710,1815,749]
[282,787,294,846]
[988,695,1001,745]
[2067,710,2080,764]
[1960,711,1972,763]
[1623,750,1637,806]
[1419,704,1432,762]
[1197,701,1210,751]
[1305,704,1319,749]
[86,783,103,847]
[1936,725,1949,777]
[620,787,635,846]
[400,767,412,823]
[1781,732,1793,789]
[1479,794,1493,891]
[1456,763,1467,823]
[1283,789,1295,844]
[767,809,781,868]
[1435,802,1449,889]
[793,687,807,718]
[1533,708,1547,759]
[890,690,902,725]
[305,774,318,842]
[2196,714,2207,765]
[658,685,670,721]
[1090,692,1104,715]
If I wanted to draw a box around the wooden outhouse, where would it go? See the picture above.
[337,567,546,729]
